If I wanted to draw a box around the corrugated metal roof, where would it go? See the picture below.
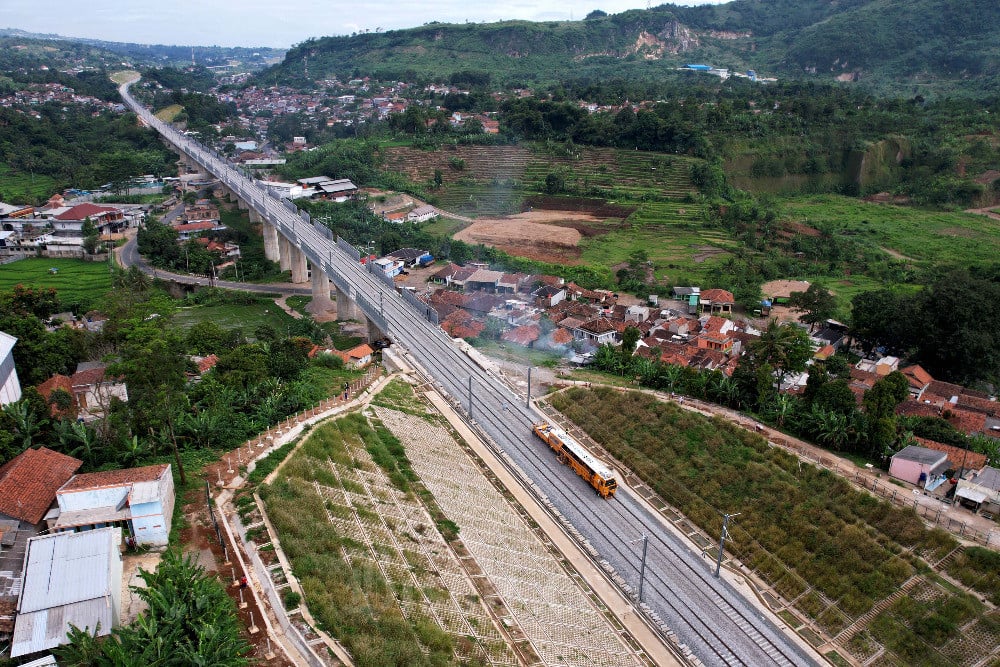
[12,597,113,657]
[12,528,118,657]
[18,529,115,613]
[892,445,947,466]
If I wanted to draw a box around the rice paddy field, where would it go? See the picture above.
[0,257,113,309]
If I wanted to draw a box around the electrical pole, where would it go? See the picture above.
[715,512,740,578]
[952,444,970,506]
[639,534,648,603]
[526,366,532,406]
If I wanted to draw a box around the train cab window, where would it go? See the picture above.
[607,479,617,488]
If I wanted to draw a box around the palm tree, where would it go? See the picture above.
[658,364,684,394]
[4,401,46,452]
[750,320,813,387]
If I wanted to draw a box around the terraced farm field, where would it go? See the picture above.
[384,143,733,280]
[383,145,701,217]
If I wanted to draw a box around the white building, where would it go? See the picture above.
[48,464,174,546]
[407,205,438,223]
[0,331,21,405]
[11,528,122,657]
[955,466,1000,515]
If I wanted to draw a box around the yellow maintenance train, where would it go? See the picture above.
[533,422,618,499]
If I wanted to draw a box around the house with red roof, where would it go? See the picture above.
[699,288,734,314]
[900,364,934,399]
[502,324,541,347]
[48,464,174,546]
[36,374,76,418]
[70,362,128,421]
[0,448,82,526]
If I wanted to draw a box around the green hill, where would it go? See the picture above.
[263,0,1000,97]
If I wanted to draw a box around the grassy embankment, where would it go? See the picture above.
[547,386,1000,667]
[258,412,486,666]
[783,194,1000,268]
[154,104,183,122]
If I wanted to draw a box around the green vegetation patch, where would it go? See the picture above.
[0,257,112,311]
[548,387,1000,665]
[260,416,458,666]
[782,195,1000,267]
[0,162,58,203]
[172,298,296,335]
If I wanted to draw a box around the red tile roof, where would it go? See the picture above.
[550,328,574,345]
[348,344,374,359]
[702,316,730,335]
[197,354,219,373]
[701,288,734,303]
[71,366,107,388]
[502,324,540,346]
[59,464,169,493]
[0,447,82,524]
[914,437,988,472]
[901,364,934,389]
[53,203,118,221]
[579,318,616,334]
[943,407,987,435]
[36,374,76,417]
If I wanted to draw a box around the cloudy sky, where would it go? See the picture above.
[6,0,726,49]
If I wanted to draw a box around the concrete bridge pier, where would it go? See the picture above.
[288,244,308,284]
[367,318,383,342]
[277,234,291,272]
[308,268,334,315]
[259,218,280,264]
[333,284,357,322]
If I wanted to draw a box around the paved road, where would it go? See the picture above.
[122,79,820,667]
[118,234,309,296]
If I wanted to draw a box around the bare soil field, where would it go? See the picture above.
[454,209,615,264]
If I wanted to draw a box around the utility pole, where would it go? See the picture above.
[715,512,740,578]
[526,366,532,406]
[639,534,648,602]
[952,444,970,506]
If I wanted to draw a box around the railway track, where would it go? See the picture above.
[122,80,819,667]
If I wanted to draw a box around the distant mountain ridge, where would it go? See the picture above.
[264,0,1000,96]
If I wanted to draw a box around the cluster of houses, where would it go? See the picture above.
[890,442,1000,518]
[0,447,174,658]
[212,77,501,146]
[0,196,145,259]
[418,263,755,371]
[0,82,126,118]
[256,175,359,203]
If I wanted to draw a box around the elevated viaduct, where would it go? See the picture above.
[122,80,821,667]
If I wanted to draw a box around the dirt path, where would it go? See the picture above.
[273,294,303,319]
[965,206,1000,222]
[880,246,918,261]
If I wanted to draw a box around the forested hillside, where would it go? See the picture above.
[264,0,1000,96]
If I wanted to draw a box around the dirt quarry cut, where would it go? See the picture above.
[454,209,604,264]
